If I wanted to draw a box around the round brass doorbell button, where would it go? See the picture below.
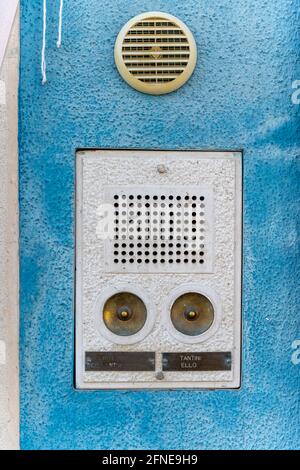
[171,292,214,336]
[103,292,147,336]
[185,309,198,321]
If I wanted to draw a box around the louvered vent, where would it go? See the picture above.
[115,12,197,95]
[103,186,214,273]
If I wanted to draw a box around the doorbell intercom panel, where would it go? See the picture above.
[75,150,242,389]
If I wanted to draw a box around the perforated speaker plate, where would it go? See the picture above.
[103,186,214,273]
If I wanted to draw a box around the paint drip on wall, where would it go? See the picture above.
[41,0,64,84]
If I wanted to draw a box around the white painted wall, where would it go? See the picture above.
[0,0,19,68]
[0,10,19,450]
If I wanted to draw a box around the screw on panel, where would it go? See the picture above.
[155,371,164,380]
[157,165,167,175]
[225,355,232,369]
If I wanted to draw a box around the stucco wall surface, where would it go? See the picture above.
[19,1,299,449]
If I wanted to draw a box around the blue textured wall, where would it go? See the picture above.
[19,0,300,449]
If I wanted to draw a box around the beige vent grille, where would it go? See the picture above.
[115,12,197,95]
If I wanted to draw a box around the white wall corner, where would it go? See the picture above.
[0,1,19,70]
[0,8,20,450]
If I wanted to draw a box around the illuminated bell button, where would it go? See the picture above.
[103,292,147,336]
[117,307,131,321]
[171,292,214,336]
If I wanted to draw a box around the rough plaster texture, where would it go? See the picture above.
[19,0,299,449]
[76,151,241,389]
[0,12,19,450]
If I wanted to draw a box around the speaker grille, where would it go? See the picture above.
[103,187,214,273]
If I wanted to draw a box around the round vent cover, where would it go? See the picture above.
[114,12,197,95]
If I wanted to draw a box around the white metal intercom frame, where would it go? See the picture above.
[75,150,242,390]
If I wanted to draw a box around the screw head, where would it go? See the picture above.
[155,371,164,380]
[157,164,167,174]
